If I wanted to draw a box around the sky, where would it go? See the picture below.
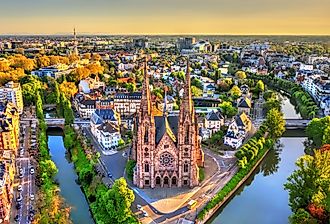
[0,0,329,35]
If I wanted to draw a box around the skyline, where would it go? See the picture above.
[0,0,330,35]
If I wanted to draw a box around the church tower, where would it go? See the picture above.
[134,58,156,188]
[177,59,203,187]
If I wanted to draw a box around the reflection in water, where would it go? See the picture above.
[260,141,283,176]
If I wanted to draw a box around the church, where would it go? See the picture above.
[132,59,204,188]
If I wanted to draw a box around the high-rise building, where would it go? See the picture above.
[133,38,149,49]
[0,82,24,114]
[177,37,196,51]
[72,28,79,55]
[132,59,204,188]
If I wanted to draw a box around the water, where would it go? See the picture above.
[210,94,305,224]
[48,131,94,224]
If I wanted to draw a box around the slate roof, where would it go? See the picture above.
[97,122,119,134]
[154,115,179,144]
[235,112,250,127]
[91,108,119,125]
[238,97,252,108]
[206,110,224,121]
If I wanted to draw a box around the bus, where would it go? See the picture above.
[187,200,197,210]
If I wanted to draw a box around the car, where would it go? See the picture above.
[30,194,35,201]
[14,215,20,222]
[137,204,142,210]
[107,172,113,178]
[16,203,22,210]
[30,168,35,175]
[16,194,23,202]
[142,211,148,217]
[17,185,23,192]
[19,172,24,178]
[18,168,23,173]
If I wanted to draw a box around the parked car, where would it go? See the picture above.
[16,203,22,210]
[137,204,142,210]
[30,194,35,201]
[16,194,23,202]
[14,215,20,222]
[17,185,23,192]
[142,211,148,217]
[30,167,35,175]
[107,172,113,178]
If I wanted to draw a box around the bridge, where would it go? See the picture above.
[284,119,311,129]
[45,118,65,128]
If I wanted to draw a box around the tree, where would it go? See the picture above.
[219,101,237,118]
[59,81,78,99]
[306,117,330,147]
[36,91,44,120]
[235,71,246,79]
[83,53,91,60]
[86,63,104,75]
[229,85,241,99]
[191,86,202,97]
[284,149,330,223]
[265,108,285,139]
[36,55,50,68]
[191,78,203,89]
[92,53,102,61]
[255,80,265,93]
[0,61,10,72]
[9,54,36,71]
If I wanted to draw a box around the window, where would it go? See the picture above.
[185,126,189,144]
[184,148,189,157]
[144,163,149,172]
[184,161,189,173]
[159,152,174,167]
[144,148,149,157]
[144,126,149,143]
[183,180,188,185]
[144,180,150,185]
[164,144,169,149]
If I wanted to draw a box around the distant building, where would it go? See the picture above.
[78,77,105,94]
[177,37,196,51]
[31,65,71,79]
[0,82,24,114]
[74,98,112,119]
[133,38,148,49]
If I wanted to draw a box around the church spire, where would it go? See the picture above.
[182,58,193,114]
[140,57,152,116]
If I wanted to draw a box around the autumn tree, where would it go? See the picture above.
[36,55,50,68]
[91,53,102,61]
[235,70,247,79]
[59,81,78,98]
[255,80,265,93]
[8,54,36,71]
[83,53,91,60]
[86,63,104,75]
[191,86,203,97]
[0,61,10,72]
[229,85,241,99]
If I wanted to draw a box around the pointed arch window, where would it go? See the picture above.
[184,161,189,173]
[144,163,150,172]
[184,126,189,144]
[144,125,149,143]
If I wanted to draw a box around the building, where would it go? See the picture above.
[74,98,112,119]
[204,110,224,135]
[177,37,196,51]
[78,77,105,94]
[133,38,148,49]
[31,65,71,79]
[0,102,19,153]
[237,97,252,115]
[90,108,121,149]
[132,59,204,189]
[113,92,142,116]
[224,112,252,149]
[0,82,24,114]
[0,162,13,224]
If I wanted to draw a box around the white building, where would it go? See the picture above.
[204,110,224,135]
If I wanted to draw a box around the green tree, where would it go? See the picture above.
[255,80,265,93]
[219,101,237,118]
[306,117,330,147]
[265,108,285,139]
[191,86,203,97]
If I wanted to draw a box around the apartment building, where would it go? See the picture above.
[0,82,24,114]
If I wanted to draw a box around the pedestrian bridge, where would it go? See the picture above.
[284,119,311,129]
[45,118,65,128]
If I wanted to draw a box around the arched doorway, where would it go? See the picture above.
[156,176,161,186]
[163,176,169,186]
[171,176,177,186]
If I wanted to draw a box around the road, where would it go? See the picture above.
[11,120,36,223]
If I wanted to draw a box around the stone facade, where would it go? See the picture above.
[132,59,204,189]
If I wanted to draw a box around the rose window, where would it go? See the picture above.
[159,152,174,167]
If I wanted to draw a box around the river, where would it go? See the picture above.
[210,95,306,224]
[46,110,94,224]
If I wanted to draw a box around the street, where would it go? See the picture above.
[11,120,36,223]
